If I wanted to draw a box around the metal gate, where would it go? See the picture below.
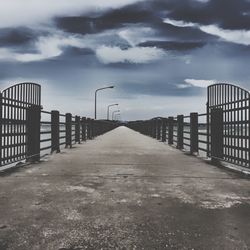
[0,83,41,167]
[207,83,250,168]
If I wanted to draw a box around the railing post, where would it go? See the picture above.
[51,110,60,153]
[87,118,92,139]
[168,116,174,145]
[153,119,157,138]
[190,112,198,154]
[91,119,95,138]
[75,116,81,144]
[81,117,86,141]
[177,115,184,149]
[211,108,223,163]
[26,105,41,162]
[157,119,161,140]
[206,102,210,158]
[0,93,2,166]
[65,113,72,148]
[161,118,167,142]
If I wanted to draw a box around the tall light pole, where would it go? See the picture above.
[95,85,114,119]
[112,110,120,120]
[107,103,118,120]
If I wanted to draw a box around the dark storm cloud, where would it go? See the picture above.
[163,0,250,30]
[0,27,35,47]
[55,1,156,34]
[138,41,205,51]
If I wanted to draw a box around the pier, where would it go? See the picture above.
[0,126,250,249]
[0,82,250,249]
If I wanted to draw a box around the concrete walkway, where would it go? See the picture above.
[0,126,250,250]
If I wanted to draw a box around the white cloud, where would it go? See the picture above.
[0,0,144,28]
[118,27,162,46]
[96,45,165,64]
[200,25,250,46]
[185,79,216,88]
[0,34,86,62]
[163,18,195,28]
[163,18,250,46]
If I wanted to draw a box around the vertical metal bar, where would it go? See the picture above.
[51,110,60,153]
[211,108,223,163]
[190,112,198,154]
[81,117,86,141]
[26,105,41,162]
[168,116,174,145]
[161,118,167,142]
[65,113,72,148]
[0,92,2,166]
[75,116,81,144]
[157,119,161,140]
[177,115,184,149]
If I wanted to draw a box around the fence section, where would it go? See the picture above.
[127,83,250,169]
[0,83,117,168]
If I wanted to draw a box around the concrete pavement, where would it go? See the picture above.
[0,126,250,250]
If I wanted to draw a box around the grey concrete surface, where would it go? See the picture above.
[0,126,250,250]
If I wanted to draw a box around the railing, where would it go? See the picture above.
[127,83,250,170]
[0,83,118,168]
[127,114,210,159]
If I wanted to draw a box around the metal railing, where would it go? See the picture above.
[0,83,118,168]
[127,83,250,170]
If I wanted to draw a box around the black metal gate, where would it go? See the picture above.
[0,83,41,167]
[207,83,250,168]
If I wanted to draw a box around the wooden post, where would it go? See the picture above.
[190,112,198,154]
[65,113,72,148]
[211,108,223,163]
[177,115,184,149]
[26,105,41,162]
[168,116,174,145]
[51,110,60,153]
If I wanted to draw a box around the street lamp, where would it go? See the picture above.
[107,103,119,120]
[112,110,120,120]
[95,85,114,119]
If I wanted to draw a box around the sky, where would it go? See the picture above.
[0,0,250,120]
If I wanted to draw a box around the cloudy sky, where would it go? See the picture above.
[0,0,250,120]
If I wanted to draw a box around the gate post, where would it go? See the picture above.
[161,118,167,142]
[177,115,184,149]
[190,112,198,154]
[211,108,223,163]
[81,117,86,141]
[51,110,60,153]
[26,105,41,162]
[168,116,174,145]
[65,113,72,148]
[75,116,81,144]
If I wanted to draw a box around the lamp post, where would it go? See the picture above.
[95,86,114,119]
[107,103,118,120]
[112,110,120,120]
